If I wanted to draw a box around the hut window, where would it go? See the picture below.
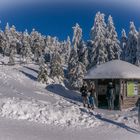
[127,81,139,97]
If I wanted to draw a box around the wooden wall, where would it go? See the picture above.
[84,79,140,110]
[122,97,139,109]
[120,80,140,109]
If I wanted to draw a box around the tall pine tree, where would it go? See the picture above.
[50,52,64,82]
[120,29,128,61]
[136,29,140,66]
[68,48,86,89]
[90,12,108,67]
[72,23,82,52]
[106,15,121,60]
[127,22,138,64]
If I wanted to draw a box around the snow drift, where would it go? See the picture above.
[0,97,101,128]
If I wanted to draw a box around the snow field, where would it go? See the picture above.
[0,97,101,128]
[0,59,139,130]
[116,111,138,128]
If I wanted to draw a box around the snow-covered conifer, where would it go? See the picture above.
[72,23,82,51]
[8,39,17,65]
[89,12,108,67]
[68,47,86,88]
[72,23,89,68]
[65,36,71,64]
[68,48,78,73]
[136,29,140,66]
[0,30,6,56]
[106,15,121,60]
[50,52,64,82]
[20,29,32,63]
[7,25,18,65]
[127,22,138,64]
[4,23,12,55]
[46,36,59,60]
[58,36,71,65]
[120,29,128,61]
[33,34,45,63]
[68,61,86,89]
[37,59,49,84]
[78,41,89,68]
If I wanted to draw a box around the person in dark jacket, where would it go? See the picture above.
[80,83,88,107]
[88,83,96,110]
[107,82,115,110]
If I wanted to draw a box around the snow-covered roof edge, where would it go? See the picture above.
[84,60,140,80]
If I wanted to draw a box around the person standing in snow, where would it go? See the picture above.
[80,82,88,107]
[88,83,96,110]
[136,97,140,126]
[107,82,115,110]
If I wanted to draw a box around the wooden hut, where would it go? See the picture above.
[84,60,140,110]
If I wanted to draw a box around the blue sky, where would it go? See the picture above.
[0,0,140,40]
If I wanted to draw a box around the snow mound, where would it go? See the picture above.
[0,97,101,128]
[116,110,138,128]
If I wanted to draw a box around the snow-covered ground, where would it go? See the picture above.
[0,56,139,139]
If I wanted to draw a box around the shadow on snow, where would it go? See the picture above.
[23,66,39,73]
[80,108,140,134]
[46,84,82,104]
[19,70,37,81]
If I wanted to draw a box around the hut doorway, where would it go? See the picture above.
[97,79,120,110]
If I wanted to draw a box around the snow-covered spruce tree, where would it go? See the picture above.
[38,64,49,84]
[7,25,18,65]
[50,52,64,82]
[75,62,86,88]
[58,41,66,65]
[45,36,62,64]
[30,29,44,61]
[78,41,89,68]
[126,22,138,64]
[106,15,121,60]
[20,29,32,63]
[30,28,39,49]
[10,25,19,51]
[0,30,7,56]
[72,23,82,52]
[33,38,40,62]
[8,39,17,65]
[4,23,12,56]
[69,61,86,89]
[67,23,87,88]
[136,29,140,66]
[68,48,86,89]
[15,31,23,55]
[60,36,71,65]
[68,48,78,73]
[65,36,71,65]
[44,36,52,62]
[37,56,49,84]
[72,23,88,67]
[33,34,45,63]
[46,36,60,54]
[120,29,128,61]
[89,12,108,67]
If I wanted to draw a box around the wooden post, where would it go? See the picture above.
[95,80,98,107]
[119,79,123,110]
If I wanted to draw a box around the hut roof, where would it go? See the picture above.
[84,60,140,79]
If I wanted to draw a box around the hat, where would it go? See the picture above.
[109,82,113,85]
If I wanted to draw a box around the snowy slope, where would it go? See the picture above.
[0,62,101,128]
[0,56,139,139]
